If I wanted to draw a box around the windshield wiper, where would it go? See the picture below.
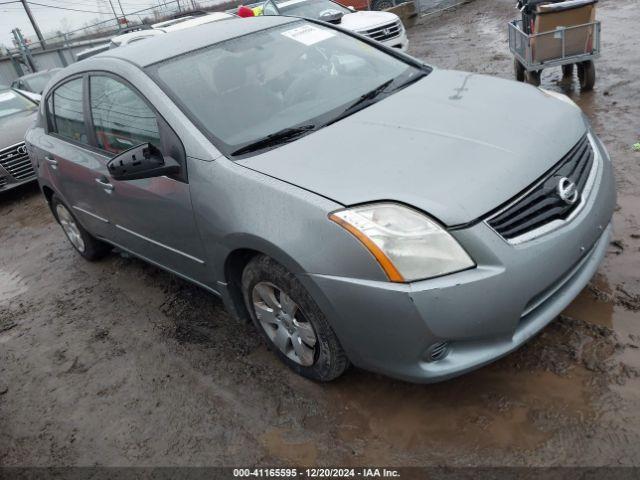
[231,124,316,156]
[346,78,395,112]
[322,78,394,127]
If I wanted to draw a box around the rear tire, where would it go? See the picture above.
[514,59,525,82]
[525,69,541,87]
[242,255,349,382]
[578,60,596,91]
[51,194,111,261]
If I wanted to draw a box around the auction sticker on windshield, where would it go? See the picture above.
[281,25,335,45]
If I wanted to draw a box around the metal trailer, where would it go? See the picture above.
[508,19,601,90]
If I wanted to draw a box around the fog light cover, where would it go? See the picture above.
[425,341,450,362]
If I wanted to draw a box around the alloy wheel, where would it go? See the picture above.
[55,204,86,253]
[251,282,318,366]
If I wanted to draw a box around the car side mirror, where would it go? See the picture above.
[347,6,356,12]
[107,143,179,181]
[319,9,345,24]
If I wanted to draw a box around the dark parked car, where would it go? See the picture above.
[0,88,38,192]
[26,17,615,383]
[11,68,62,95]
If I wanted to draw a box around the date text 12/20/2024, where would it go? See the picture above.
[233,469,401,478]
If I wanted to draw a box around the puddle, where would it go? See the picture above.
[0,269,29,304]
[319,359,594,465]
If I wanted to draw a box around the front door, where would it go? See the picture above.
[86,74,208,284]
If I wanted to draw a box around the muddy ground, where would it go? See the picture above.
[1,0,640,468]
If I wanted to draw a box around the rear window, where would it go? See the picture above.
[275,0,350,17]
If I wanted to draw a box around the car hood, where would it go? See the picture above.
[0,109,38,149]
[339,11,399,31]
[237,69,587,226]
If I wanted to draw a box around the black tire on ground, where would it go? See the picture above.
[51,194,111,261]
[242,255,349,382]
[578,60,596,91]
[370,0,394,10]
[562,64,575,78]
[514,59,525,82]
[525,69,541,87]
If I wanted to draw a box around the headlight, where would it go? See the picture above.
[540,88,579,108]
[329,203,475,282]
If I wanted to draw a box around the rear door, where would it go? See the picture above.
[42,76,114,239]
[86,73,208,283]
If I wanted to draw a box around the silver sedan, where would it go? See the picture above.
[26,16,615,382]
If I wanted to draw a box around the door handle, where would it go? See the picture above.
[45,156,58,168]
[95,177,114,191]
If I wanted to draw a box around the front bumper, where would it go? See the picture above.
[300,138,616,383]
[0,174,36,192]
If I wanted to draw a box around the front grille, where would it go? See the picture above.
[360,20,402,42]
[0,142,35,181]
[487,135,595,242]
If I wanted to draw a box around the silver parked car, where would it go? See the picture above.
[1,88,38,191]
[26,17,615,383]
[11,68,62,95]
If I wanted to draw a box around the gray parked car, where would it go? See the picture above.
[1,88,38,191]
[26,16,615,383]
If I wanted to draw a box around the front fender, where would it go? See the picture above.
[188,157,388,285]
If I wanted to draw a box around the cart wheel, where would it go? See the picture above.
[514,59,525,82]
[577,61,596,91]
[525,70,541,87]
[562,64,574,78]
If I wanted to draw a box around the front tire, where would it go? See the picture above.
[562,64,574,78]
[242,255,349,381]
[578,60,596,91]
[51,194,111,261]
[514,59,525,82]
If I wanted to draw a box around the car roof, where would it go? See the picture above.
[95,15,298,68]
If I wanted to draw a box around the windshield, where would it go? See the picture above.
[275,0,350,17]
[24,72,53,94]
[0,89,36,118]
[151,20,426,156]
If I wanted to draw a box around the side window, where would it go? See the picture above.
[50,78,89,145]
[90,75,161,155]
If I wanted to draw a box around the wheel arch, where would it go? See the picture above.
[221,234,308,322]
[42,184,55,204]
